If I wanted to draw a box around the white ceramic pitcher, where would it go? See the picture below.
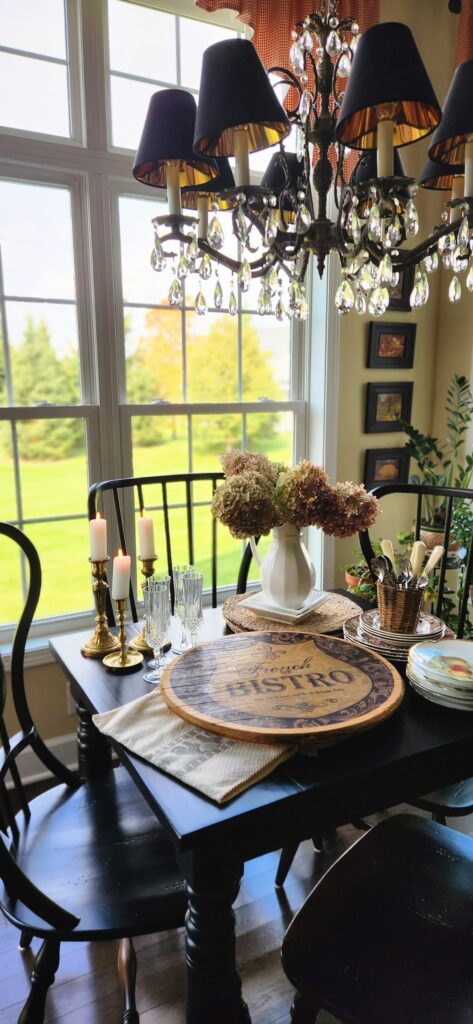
[250,523,315,609]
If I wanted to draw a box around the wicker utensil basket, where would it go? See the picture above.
[376,581,423,634]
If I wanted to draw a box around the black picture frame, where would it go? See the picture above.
[364,448,410,490]
[365,382,413,433]
[367,321,416,369]
[387,266,414,311]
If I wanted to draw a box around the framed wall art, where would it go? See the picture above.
[365,382,413,433]
[367,322,416,369]
[364,448,410,490]
[387,266,414,311]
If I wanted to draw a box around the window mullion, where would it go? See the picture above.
[80,0,110,153]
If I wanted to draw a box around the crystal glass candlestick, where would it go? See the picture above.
[129,554,157,652]
[81,557,121,658]
[103,598,143,673]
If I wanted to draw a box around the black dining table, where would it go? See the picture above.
[50,610,473,1024]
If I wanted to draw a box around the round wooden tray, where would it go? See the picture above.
[222,592,363,636]
[160,631,404,744]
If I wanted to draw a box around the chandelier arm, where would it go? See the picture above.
[197,239,269,277]
[362,219,467,271]
[267,65,303,119]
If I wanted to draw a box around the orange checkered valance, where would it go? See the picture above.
[195,1,380,71]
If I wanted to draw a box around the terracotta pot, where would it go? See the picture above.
[345,569,363,588]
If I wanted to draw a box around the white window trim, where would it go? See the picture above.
[0,0,315,661]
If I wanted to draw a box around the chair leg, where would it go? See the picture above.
[290,989,320,1023]
[275,843,300,888]
[18,929,33,950]
[432,810,447,825]
[118,937,139,1024]
[311,831,324,853]
[18,937,60,1024]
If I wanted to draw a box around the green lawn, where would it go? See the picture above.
[1,435,289,624]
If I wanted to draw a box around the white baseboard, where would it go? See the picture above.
[9,733,78,788]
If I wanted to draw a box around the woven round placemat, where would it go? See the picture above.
[222,592,363,636]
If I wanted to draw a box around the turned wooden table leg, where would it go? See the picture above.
[19,937,60,1024]
[76,702,112,780]
[184,865,251,1024]
[118,937,139,1024]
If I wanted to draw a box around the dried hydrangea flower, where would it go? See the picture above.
[275,461,333,528]
[317,482,379,538]
[211,471,277,538]
[221,449,280,483]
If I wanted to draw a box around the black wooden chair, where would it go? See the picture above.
[87,471,256,623]
[281,812,473,1024]
[0,521,187,1023]
[360,482,473,823]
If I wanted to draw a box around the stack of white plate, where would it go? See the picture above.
[343,608,445,662]
[407,639,473,709]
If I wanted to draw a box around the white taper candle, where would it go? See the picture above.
[89,514,107,561]
[112,549,131,600]
[138,513,155,560]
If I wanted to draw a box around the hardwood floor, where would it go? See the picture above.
[2,807,472,1023]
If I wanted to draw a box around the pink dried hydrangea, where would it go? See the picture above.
[275,461,333,528]
[221,449,280,483]
[211,471,277,539]
[317,482,379,538]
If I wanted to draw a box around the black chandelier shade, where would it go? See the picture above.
[133,89,217,188]
[419,156,464,190]
[261,151,313,220]
[335,22,441,150]
[193,38,290,156]
[181,156,235,209]
[428,59,473,164]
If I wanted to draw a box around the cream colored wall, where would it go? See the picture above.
[334,0,458,583]
[5,661,73,741]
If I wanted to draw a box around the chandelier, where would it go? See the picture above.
[133,1,471,320]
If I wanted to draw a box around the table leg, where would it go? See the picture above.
[76,702,112,780]
[183,858,251,1024]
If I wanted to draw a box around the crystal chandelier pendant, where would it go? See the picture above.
[296,202,312,234]
[368,285,389,316]
[299,89,313,123]
[354,288,366,315]
[207,215,225,250]
[214,274,223,309]
[289,42,305,74]
[234,203,249,246]
[228,282,237,316]
[265,266,279,296]
[348,207,361,244]
[385,215,402,249]
[457,215,470,256]
[169,274,183,307]
[151,232,166,271]
[367,204,382,242]
[300,28,313,51]
[410,269,429,308]
[260,206,278,246]
[187,234,199,271]
[335,279,355,314]
[238,258,251,291]
[294,291,309,320]
[258,285,273,315]
[379,253,393,286]
[337,51,351,78]
[275,293,286,321]
[288,278,301,312]
[357,265,373,294]
[195,289,207,315]
[199,253,212,280]
[404,199,419,236]
[326,29,342,56]
[177,251,188,279]
[449,275,461,303]
[424,252,439,273]
[467,259,473,292]
[452,247,468,273]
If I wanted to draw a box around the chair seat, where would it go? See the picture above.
[282,813,473,1024]
[414,775,473,816]
[1,766,187,941]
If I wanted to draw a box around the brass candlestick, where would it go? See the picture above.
[103,598,143,673]
[81,557,121,658]
[129,554,157,653]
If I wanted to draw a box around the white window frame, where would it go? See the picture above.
[0,0,311,659]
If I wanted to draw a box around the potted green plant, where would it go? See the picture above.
[400,373,473,549]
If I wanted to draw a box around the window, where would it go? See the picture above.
[0,0,307,640]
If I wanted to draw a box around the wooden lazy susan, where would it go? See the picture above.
[160,631,404,744]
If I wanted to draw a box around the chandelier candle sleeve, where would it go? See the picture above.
[464,141,473,199]
[89,515,107,561]
[377,119,394,177]
[112,550,131,600]
[234,128,250,187]
[166,163,181,217]
[138,514,155,560]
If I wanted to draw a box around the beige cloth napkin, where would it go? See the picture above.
[93,689,296,804]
